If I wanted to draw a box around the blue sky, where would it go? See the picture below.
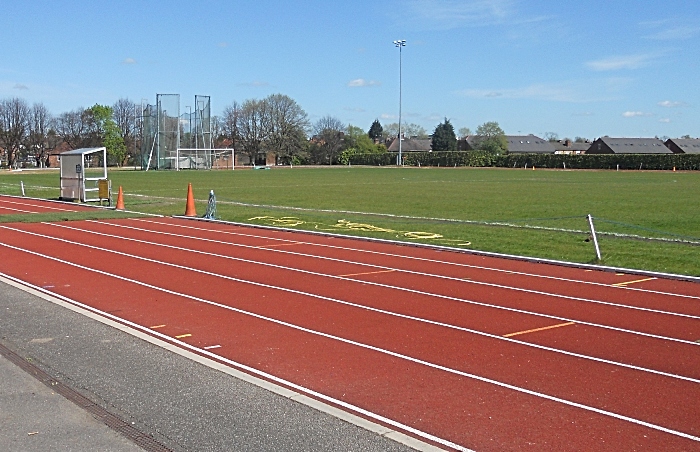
[2,0,699,139]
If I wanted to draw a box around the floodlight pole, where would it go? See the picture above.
[394,39,406,166]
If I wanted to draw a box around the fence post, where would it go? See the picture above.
[587,214,602,261]
[20,181,25,197]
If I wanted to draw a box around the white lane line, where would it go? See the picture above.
[1,244,698,445]
[87,220,700,321]
[0,272,457,452]
[6,223,700,385]
[203,345,222,350]
[0,199,78,212]
[133,218,700,301]
[0,206,38,214]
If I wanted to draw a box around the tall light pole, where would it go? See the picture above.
[393,39,406,166]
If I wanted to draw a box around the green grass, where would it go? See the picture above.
[1,166,698,276]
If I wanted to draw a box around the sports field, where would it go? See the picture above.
[0,166,698,276]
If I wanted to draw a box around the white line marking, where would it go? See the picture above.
[0,247,697,444]
[6,223,700,382]
[89,220,700,320]
[133,218,700,301]
[0,272,454,452]
[0,206,38,214]
[0,198,78,212]
[203,345,221,350]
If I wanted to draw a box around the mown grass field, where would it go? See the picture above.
[1,166,698,276]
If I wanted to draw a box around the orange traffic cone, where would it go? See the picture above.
[184,183,197,217]
[115,186,125,210]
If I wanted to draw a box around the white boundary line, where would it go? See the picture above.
[2,223,697,349]
[1,246,698,444]
[0,198,82,212]
[142,218,700,301]
[0,273,453,452]
[88,220,700,317]
[175,216,700,284]
[37,222,700,383]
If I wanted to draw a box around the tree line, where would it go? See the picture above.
[0,93,509,168]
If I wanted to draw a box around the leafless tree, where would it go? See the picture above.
[235,99,268,165]
[0,97,31,168]
[263,94,309,163]
[112,98,138,165]
[312,115,345,164]
[55,107,97,149]
[27,102,60,168]
[221,101,241,151]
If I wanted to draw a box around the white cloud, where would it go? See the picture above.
[380,113,397,119]
[347,78,381,87]
[585,53,658,71]
[622,111,652,118]
[458,78,629,103]
[121,58,136,64]
[658,100,687,108]
[13,83,28,90]
[647,25,700,40]
[659,118,671,123]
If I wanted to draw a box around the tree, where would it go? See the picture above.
[55,108,95,149]
[574,136,588,143]
[431,118,457,151]
[112,98,137,165]
[0,97,30,168]
[87,104,127,166]
[382,122,428,140]
[262,93,309,164]
[311,116,345,164]
[544,132,559,142]
[27,103,59,168]
[458,127,471,138]
[368,119,383,141]
[474,121,508,154]
[235,99,268,165]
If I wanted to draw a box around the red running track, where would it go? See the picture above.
[0,196,95,215]
[0,212,699,451]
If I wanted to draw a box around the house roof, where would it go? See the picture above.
[505,135,556,154]
[552,140,590,152]
[590,137,671,154]
[386,138,432,152]
[665,138,700,154]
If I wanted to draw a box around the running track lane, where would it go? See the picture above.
[0,196,95,214]
[1,219,700,446]
[42,219,700,380]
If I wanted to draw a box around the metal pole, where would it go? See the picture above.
[394,40,405,166]
[587,214,602,260]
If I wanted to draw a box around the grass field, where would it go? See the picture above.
[1,166,698,276]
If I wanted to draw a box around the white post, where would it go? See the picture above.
[587,214,602,261]
[20,181,25,197]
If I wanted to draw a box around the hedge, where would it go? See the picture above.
[345,151,700,170]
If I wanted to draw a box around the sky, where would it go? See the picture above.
[1,0,699,140]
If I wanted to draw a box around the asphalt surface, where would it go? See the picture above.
[0,279,423,452]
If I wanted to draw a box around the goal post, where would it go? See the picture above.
[175,148,234,170]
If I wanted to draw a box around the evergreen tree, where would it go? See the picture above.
[431,118,457,151]
[368,119,383,141]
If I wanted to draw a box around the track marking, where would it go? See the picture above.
[203,344,221,350]
[0,251,697,445]
[337,269,396,277]
[175,333,192,339]
[3,225,700,386]
[131,218,700,301]
[612,277,657,287]
[0,206,38,214]
[0,199,78,212]
[86,221,700,319]
[38,223,700,340]
[150,324,166,329]
[0,272,460,452]
[504,322,576,338]
[258,242,303,248]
